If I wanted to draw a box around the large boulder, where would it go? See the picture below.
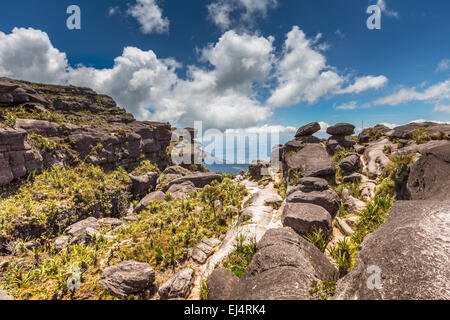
[295,122,321,137]
[286,189,340,216]
[283,144,335,185]
[98,261,156,297]
[15,119,60,137]
[334,201,450,300]
[229,228,338,300]
[298,177,329,191]
[327,123,355,136]
[358,124,391,144]
[282,203,332,237]
[158,268,195,300]
[163,172,223,191]
[406,143,450,201]
[339,153,361,173]
[388,122,450,140]
[364,138,392,177]
[207,268,239,300]
[166,181,196,199]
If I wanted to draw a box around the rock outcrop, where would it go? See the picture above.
[406,143,450,201]
[334,201,450,300]
[207,268,239,300]
[158,268,195,300]
[282,203,332,237]
[230,228,338,300]
[98,261,156,297]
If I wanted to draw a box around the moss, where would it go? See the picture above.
[309,280,336,300]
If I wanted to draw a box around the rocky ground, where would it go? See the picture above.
[1,78,449,300]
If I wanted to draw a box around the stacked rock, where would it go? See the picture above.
[326,123,356,154]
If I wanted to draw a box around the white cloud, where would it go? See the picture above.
[335,29,346,39]
[411,119,450,124]
[376,0,400,19]
[374,80,450,106]
[319,121,330,132]
[379,122,397,129]
[0,27,68,84]
[335,101,358,110]
[108,6,119,16]
[436,59,450,72]
[338,75,388,94]
[208,0,278,30]
[0,27,389,131]
[128,0,169,34]
[433,104,450,114]
[267,27,343,107]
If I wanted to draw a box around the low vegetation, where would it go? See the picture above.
[221,234,258,278]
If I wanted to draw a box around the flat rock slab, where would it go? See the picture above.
[159,268,195,300]
[327,123,355,136]
[99,261,156,297]
[298,177,329,191]
[284,144,335,181]
[282,203,332,237]
[287,189,339,217]
[207,268,240,300]
[334,201,450,300]
[66,217,100,237]
[192,237,222,264]
[229,228,338,300]
[164,172,223,192]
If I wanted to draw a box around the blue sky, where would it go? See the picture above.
[1,0,449,133]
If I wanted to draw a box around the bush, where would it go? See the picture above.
[222,234,258,278]
[327,238,356,276]
[304,229,331,253]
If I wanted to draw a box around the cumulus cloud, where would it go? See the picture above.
[0,27,388,131]
[374,80,450,106]
[128,0,169,34]
[0,27,68,84]
[434,104,450,114]
[338,75,388,94]
[208,0,278,30]
[267,27,343,107]
[436,59,450,72]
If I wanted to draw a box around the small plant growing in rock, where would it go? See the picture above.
[304,229,330,253]
[309,280,336,300]
[222,234,258,278]
[328,238,356,276]
[412,127,431,144]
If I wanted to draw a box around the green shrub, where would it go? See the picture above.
[304,229,331,253]
[309,280,336,300]
[412,127,431,144]
[222,234,258,278]
[327,238,356,276]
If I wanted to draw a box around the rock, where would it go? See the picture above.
[129,173,159,198]
[397,140,449,156]
[15,119,59,137]
[54,236,70,252]
[327,123,355,136]
[207,268,239,300]
[298,177,329,191]
[0,289,13,300]
[192,237,221,264]
[66,217,100,237]
[158,268,195,300]
[359,181,377,201]
[287,189,340,216]
[358,124,391,144]
[135,191,166,213]
[229,228,338,300]
[342,173,363,183]
[389,122,450,140]
[164,172,223,192]
[406,143,450,201]
[98,261,156,297]
[282,203,332,237]
[339,154,361,173]
[283,144,335,185]
[354,144,366,155]
[264,194,283,207]
[98,218,123,227]
[295,122,321,137]
[335,217,354,236]
[341,188,367,213]
[248,160,270,180]
[334,201,450,300]
[166,181,196,198]
[327,136,356,154]
[364,138,392,177]
[163,165,191,176]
